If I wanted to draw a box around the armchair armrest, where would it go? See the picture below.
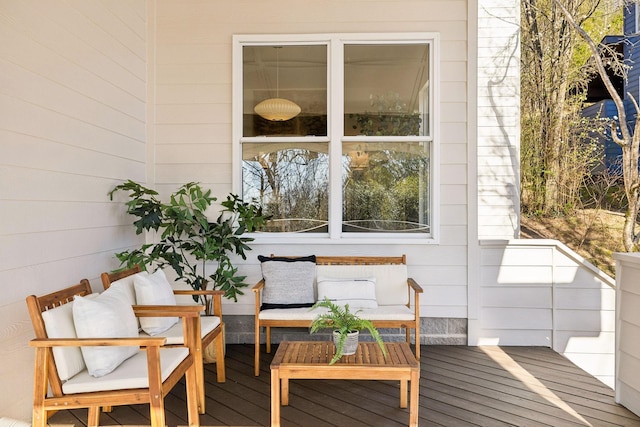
[173,290,224,317]
[29,336,167,348]
[132,304,204,318]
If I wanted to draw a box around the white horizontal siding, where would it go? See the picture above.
[476,0,520,239]
[150,0,473,322]
[0,0,146,420]
[477,240,616,388]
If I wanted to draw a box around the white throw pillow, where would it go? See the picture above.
[317,277,378,308]
[41,293,98,381]
[72,286,139,378]
[133,268,179,335]
[108,270,148,306]
[316,264,408,305]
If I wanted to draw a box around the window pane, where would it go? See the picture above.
[243,45,327,137]
[243,143,329,232]
[344,44,429,136]
[342,141,430,233]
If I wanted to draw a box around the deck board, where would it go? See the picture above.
[47,344,640,427]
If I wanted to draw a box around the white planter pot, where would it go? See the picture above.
[333,330,359,356]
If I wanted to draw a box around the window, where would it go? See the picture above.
[233,34,439,242]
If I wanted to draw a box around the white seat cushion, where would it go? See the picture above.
[259,307,328,321]
[144,315,221,345]
[41,293,98,381]
[134,269,179,335]
[62,347,188,394]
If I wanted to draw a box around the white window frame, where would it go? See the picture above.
[232,33,440,245]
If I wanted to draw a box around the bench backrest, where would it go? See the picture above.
[270,255,409,306]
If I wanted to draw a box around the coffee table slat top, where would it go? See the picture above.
[272,341,419,369]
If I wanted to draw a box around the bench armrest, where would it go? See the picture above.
[407,278,423,293]
[252,279,265,292]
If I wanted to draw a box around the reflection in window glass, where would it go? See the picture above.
[344,44,429,136]
[342,142,430,233]
[242,143,329,232]
[243,45,327,137]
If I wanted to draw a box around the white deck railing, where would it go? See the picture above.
[475,239,616,388]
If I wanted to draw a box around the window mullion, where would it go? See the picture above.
[329,38,343,239]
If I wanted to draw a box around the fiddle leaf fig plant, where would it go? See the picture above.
[109,180,267,304]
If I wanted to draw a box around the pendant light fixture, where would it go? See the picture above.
[254,47,301,121]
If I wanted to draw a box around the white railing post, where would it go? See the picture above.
[613,252,640,417]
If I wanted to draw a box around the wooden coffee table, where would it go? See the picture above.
[270,341,420,426]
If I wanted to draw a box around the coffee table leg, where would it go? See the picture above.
[409,370,419,427]
[400,379,408,408]
[282,378,290,406]
[271,368,280,427]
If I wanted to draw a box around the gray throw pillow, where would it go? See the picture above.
[259,255,316,310]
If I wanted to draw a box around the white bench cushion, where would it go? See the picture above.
[62,347,188,394]
[258,305,413,321]
[316,264,408,305]
[317,277,378,308]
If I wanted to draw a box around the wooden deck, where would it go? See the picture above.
[49,344,640,426]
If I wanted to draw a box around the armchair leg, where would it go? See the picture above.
[185,361,201,426]
[87,406,101,427]
[215,333,226,383]
[193,345,206,414]
[255,324,261,376]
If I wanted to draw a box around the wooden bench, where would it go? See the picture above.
[253,255,423,376]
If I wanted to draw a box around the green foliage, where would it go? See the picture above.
[109,180,268,303]
[350,91,422,137]
[309,298,387,365]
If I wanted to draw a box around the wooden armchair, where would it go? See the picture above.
[101,265,226,414]
[26,279,201,427]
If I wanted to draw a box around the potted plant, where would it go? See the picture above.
[309,298,387,364]
[108,180,268,309]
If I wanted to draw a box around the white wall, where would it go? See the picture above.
[0,0,147,419]
[475,240,616,387]
[0,0,526,419]
[151,0,473,319]
[476,0,520,240]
